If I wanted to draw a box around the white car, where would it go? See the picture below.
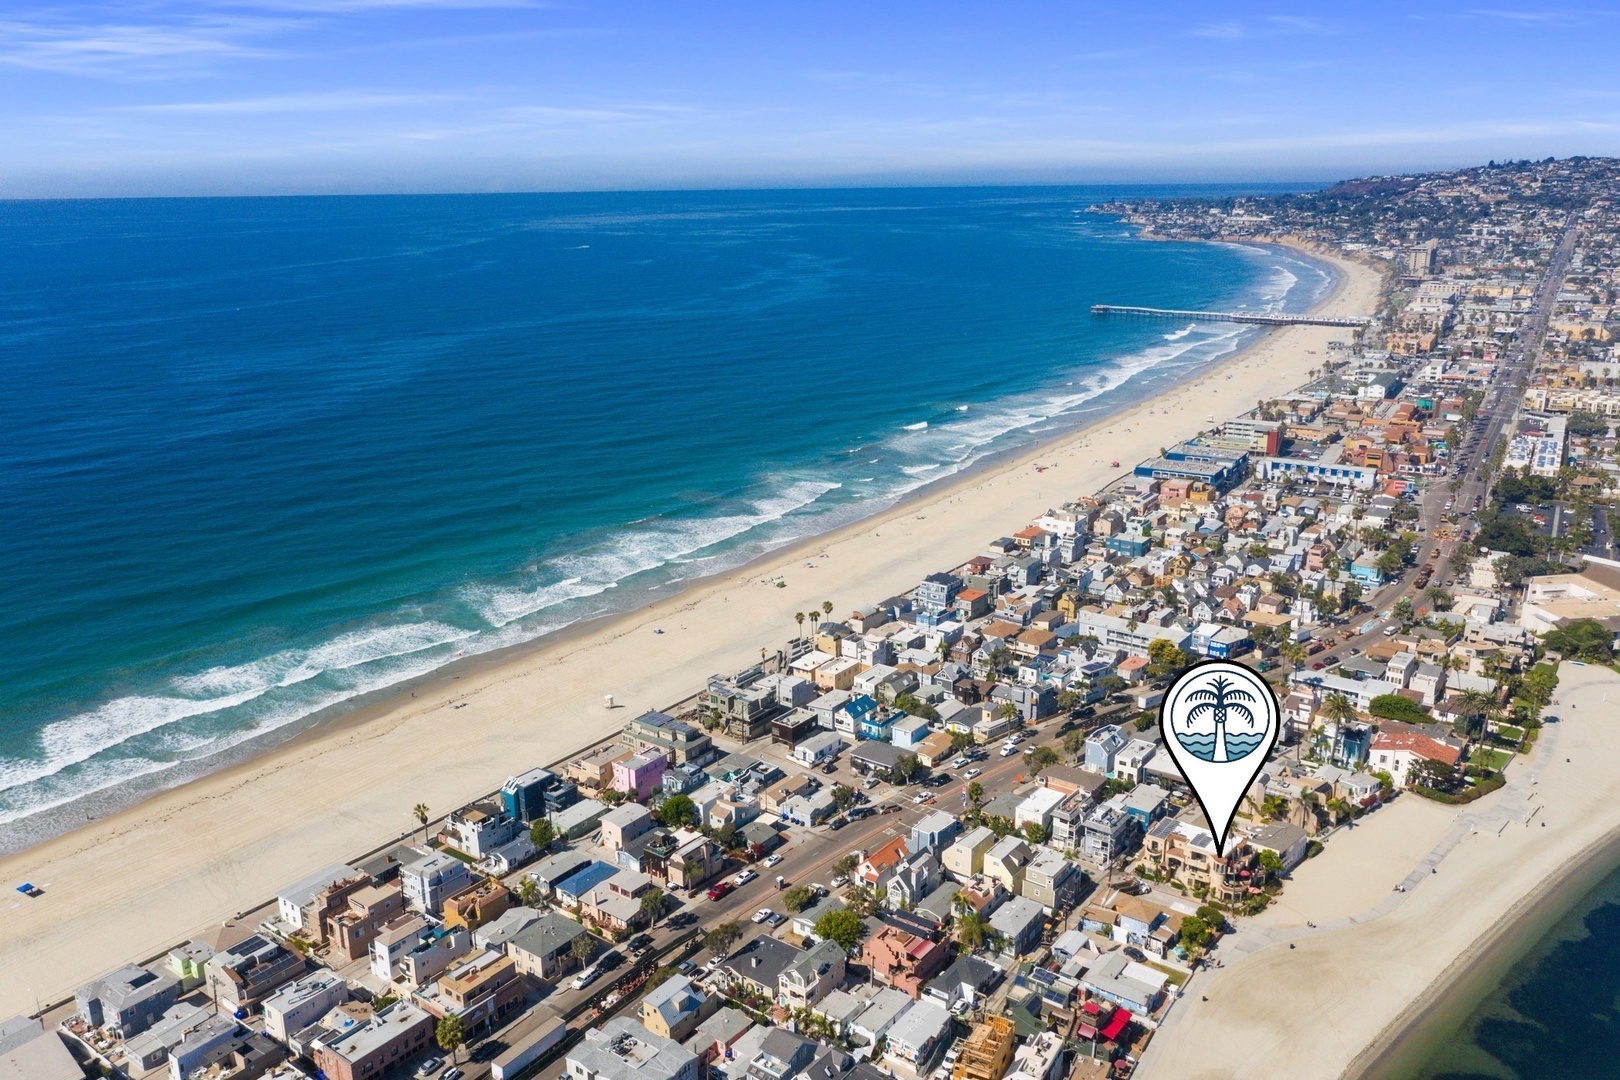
[764,853,783,868]
[963,768,982,780]
[999,745,1017,757]
[569,965,601,991]
[733,869,758,886]
[950,756,970,769]
[752,907,773,924]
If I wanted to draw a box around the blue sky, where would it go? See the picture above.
[2,1,1617,196]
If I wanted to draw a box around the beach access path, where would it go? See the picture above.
[1136,660,1620,1080]
[0,247,1381,1019]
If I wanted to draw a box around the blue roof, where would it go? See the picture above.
[552,860,617,900]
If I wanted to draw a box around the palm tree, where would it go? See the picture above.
[807,610,822,635]
[955,897,992,953]
[794,612,805,639]
[822,600,834,617]
[412,802,430,842]
[1321,693,1357,724]
[1454,688,1497,745]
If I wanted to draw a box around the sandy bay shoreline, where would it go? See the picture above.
[1136,661,1620,1080]
[0,242,1379,1018]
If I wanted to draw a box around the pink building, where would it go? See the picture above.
[611,750,668,802]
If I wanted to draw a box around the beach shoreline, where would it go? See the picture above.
[0,235,1338,859]
[0,241,1379,1019]
[1135,660,1620,1080]
[1348,787,1620,1078]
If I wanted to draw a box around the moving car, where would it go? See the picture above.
[764,853,784,868]
[963,768,982,780]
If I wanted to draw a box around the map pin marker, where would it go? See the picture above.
[1158,659,1280,858]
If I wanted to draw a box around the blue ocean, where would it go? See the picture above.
[0,186,1332,848]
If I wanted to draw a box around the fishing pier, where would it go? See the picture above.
[1090,304,1369,328]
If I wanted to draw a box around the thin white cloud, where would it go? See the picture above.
[0,13,292,76]
[119,91,460,114]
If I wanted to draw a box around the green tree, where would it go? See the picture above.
[529,818,556,851]
[517,877,541,907]
[412,802,430,842]
[1027,745,1060,775]
[1021,821,1049,845]
[830,784,856,812]
[705,921,743,958]
[813,909,866,951]
[781,885,815,913]
[966,781,984,807]
[435,1014,465,1063]
[657,794,699,829]
[1409,756,1460,793]
[998,701,1019,723]
[1260,795,1288,821]
[891,754,923,784]
[823,600,834,616]
[1256,850,1285,878]
[645,966,678,992]
[1179,915,1213,952]
[1063,730,1084,758]
[956,907,993,953]
[639,887,667,925]
[948,730,974,754]
[1368,693,1431,724]
[570,933,598,965]
[1321,693,1357,724]
[1147,639,1190,679]
[1542,618,1615,662]
[831,854,860,882]
[794,611,806,638]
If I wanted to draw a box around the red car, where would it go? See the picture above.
[1310,661,1326,670]
[706,881,735,901]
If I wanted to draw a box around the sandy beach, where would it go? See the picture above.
[1137,660,1620,1080]
[0,243,1380,1018]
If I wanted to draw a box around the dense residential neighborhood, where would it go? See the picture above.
[9,158,1619,1080]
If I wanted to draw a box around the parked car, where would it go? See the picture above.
[766,912,786,927]
[707,881,735,901]
[764,853,784,868]
[570,965,601,991]
[733,869,758,886]
[442,1069,464,1080]
[828,816,849,831]
[678,960,697,976]
[627,934,653,953]
[752,908,773,924]
[416,1059,444,1078]
[999,746,1017,757]
[1124,946,1147,962]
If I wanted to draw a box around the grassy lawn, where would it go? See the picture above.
[1473,748,1513,772]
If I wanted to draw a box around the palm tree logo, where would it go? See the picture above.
[1177,674,1261,762]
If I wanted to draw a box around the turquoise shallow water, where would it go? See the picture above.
[0,185,1332,847]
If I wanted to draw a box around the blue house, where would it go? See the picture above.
[1105,535,1151,558]
[552,861,617,907]
[1349,554,1385,586]
[1085,725,1128,776]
